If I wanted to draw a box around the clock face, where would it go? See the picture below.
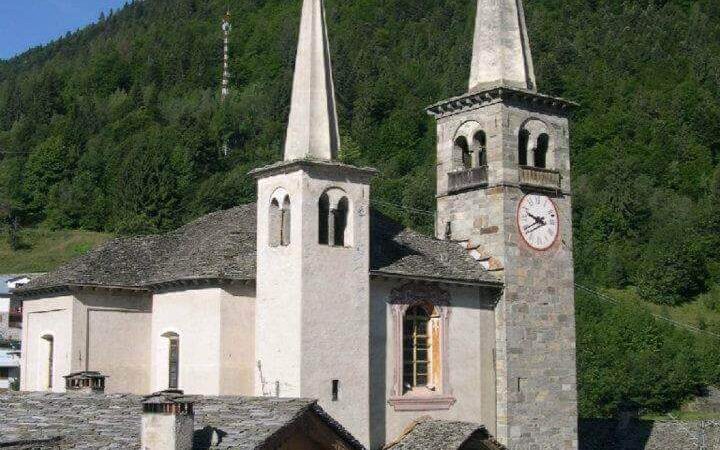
[517,194,559,251]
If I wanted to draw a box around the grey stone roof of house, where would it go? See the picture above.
[19,204,500,295]
[385,419,506,450]
[0,391,363,450]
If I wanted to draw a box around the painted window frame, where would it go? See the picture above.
[389,282,456,411]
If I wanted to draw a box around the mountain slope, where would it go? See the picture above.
[1,0,720,416]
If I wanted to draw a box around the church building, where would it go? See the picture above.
[14,0,578,448]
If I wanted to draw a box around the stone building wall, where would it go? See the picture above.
[434,97,577,449]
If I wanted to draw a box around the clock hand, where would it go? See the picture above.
[526,223,546,234]
[527,212,544,223]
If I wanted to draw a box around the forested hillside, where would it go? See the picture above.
[1,0,719,417]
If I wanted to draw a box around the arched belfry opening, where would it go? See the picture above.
[269,189,291,247]
[319,193,330,245]
[318,188,352,247]
[473,130,488,167]
[455,136,472,170]
[518,120,552,169]
[334,197,349,247]
[518,129,530,166]
[281,196,291,246]
[535,133,549,169]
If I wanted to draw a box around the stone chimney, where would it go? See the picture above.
[141,390,195,450]
[64,371,107,394]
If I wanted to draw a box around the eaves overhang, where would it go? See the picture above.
[370,270,503,289]
[426,86,578,119]
[249,158,377,181]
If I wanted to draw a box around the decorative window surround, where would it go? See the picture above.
[388,282,455,411]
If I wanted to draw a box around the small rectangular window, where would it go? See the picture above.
[332,379,339,401]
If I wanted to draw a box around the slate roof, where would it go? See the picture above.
[0,391,363,450]
[18,204,499,295]
[385,419,506,450]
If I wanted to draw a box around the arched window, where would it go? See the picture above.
[473,131,487,167]
[319,193,330,245]
[162,332,180,390]
[41,334,54,390]
[535,133,549,169]
[281,196,291,246]
[319,190,351,247]
[403,305,432,392]
[269,194,291,247]
[455,136,472,170]
[334,197,349,247]
[269,199,281,247]
[518,129,530,166]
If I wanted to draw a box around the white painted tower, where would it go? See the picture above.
[251,0,375,446]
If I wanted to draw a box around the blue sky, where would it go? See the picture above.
[0,0,129,60]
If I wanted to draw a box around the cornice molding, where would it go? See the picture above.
[426,86,578,119]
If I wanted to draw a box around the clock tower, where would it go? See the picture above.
[427,0,578,448]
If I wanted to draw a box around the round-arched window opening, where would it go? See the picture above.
[334,197,349,247]
[319,193,330,245]
[473,131,487,167]
[518,129,530,166]
[455,136,472,170]
[535,133,549,169]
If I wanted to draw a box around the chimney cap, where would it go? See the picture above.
[64,371,108,380]
[142,390,194,406]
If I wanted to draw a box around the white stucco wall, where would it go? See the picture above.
[256,173,304,398]
[369,278,497,444]
[20,291,152,394]
[75,292,152,394]
[151,285,255,395]
[220,284,256,395]
[21,295,74,392]
[255,165,373,447]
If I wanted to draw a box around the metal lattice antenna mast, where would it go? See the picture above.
[221,10,231,156]
[221,10,231,101]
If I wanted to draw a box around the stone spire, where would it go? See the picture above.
[469,0,536,92]
[284,0,340,161]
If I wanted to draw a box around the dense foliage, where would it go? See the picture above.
[576,289,720,417]
[1,0,719,416]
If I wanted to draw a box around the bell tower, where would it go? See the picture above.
[251,0,375,447]
[428,0,578,448]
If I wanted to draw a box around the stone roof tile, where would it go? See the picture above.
[0,392,363,450]
[385,418,505,450]
[20,204,499,294]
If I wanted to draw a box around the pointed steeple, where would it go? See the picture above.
[469,0,536,92]
[284,0,340,161]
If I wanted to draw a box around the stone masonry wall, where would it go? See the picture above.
[435,99,577,450]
